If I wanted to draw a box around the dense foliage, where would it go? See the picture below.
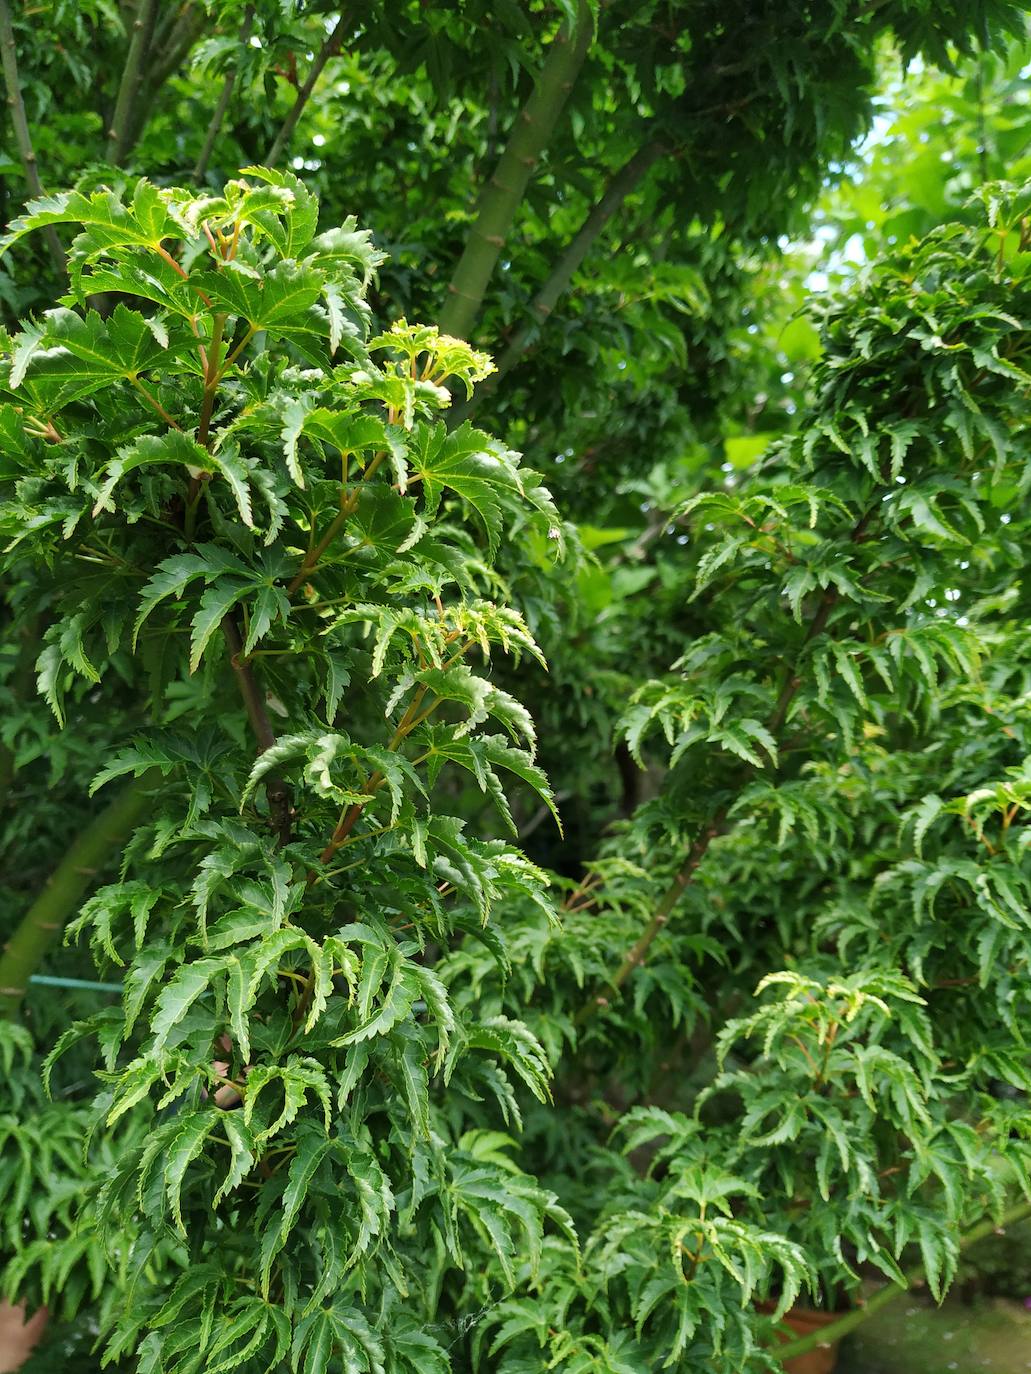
[1,165,577,1373]
[2,3,1031,1373]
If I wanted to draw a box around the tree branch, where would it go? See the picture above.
[144,3,207,93]
[264,13,348,168]
[222,615,292,846]
[0,0,66,274]
[578,509,876,1026]
[193,4,255,182]
[106,0,158,164]
[111,2,208,164]
[437,0,594,342]
[0,777,155,1018]
[575,809,727,1026]
[461,137,665,418]
[774,1199,1031,1363]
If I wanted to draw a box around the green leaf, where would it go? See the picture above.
[280,1126,331,1244]
[0,184,175,260]
[409,421,524,556]
[423,732,561,835]
[238,167,322,259]
[163,1110,219,1234]
[151,957,225,1048]
[94,432,254,527]
[196,261,325,331]
[190,581,250,672]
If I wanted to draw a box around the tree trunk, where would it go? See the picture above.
[437,1,594,341]
[0,777,154,1019]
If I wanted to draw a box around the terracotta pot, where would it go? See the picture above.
[0,1301,47,1374]
[769,1305,842,1374]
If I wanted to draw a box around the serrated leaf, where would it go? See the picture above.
[190,580,250,672]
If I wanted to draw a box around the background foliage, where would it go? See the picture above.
[3,2,1031,1371]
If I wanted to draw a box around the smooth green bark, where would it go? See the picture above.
[492,138,663,375]
[0,777,154,1018]
[437,0,594,341]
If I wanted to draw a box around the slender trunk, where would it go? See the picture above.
[0,777,155,1019]
[0,0,65,272]
[264,13,348,168]
[193,4,255,181]
[459,138,664,420]
[106,0,158,164]
[437,0,594,342]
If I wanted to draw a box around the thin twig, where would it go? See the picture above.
[285,450,385,596]
[316,685,442,865]
[578,507,878,1026]
[129,376,182,430]
[197,313,227,447]
[264,13,348,167]
[222,615,292,846]
[193,4,255,181]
